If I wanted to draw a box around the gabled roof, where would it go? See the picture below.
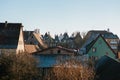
[32,46,76,55]
[0,21,22,49]
[25,44,40,54]
[61,32,69,41]
[33,32,48,48]
[54,35,60,42]
[43,32,54,40]
[86,34,116,55]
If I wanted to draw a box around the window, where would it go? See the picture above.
[92,47,96,52]
[106,52,109,55]
[110,45,117,49]
[110,39,118,44]
[57,50,61,54]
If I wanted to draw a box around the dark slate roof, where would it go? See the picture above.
[89,30,119,39]
[43,32,54,42]
[0,22,22,49]
[54,35,60,42]
[23,31,33,43]
[95,55,120,80]
[61,32,69,41]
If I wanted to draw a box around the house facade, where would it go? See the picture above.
[0,21,24,54]
[81,30,119,54]
[86,35,116,59]
[32,46,77,68]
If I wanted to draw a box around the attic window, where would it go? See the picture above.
[57,50,61,54]
[92,47,96,52]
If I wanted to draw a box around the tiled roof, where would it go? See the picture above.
[89,30,119,39]
[0,22,22,49]
[33,32,48,48]
[25,44,40,54]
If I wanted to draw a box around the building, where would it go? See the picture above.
[23,30,48,53]
[0,21,24,54]
[117,41,120,59]
[86,34,116,59]
[32,46,77,68]
[81,30,119,54]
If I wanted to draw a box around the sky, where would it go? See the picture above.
[0,0,120,37]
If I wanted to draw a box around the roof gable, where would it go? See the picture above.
[32,46,76,55]
[86,34,116,58]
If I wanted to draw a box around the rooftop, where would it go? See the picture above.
[0,21,22,49]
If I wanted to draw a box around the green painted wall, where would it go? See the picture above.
[87,36,115,59]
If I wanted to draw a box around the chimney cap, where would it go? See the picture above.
[5,21,7,23]
[5,21,7,27]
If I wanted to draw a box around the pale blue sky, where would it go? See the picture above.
[0,0,120,37]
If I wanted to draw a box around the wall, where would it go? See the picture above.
[39,48,74,55]
[106,38,119,53]
[16,27,25,53]
[88,37,115,59]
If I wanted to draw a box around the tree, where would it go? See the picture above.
[81,31,88,46]
[81,31,87,39]
[73,32,83,48]
[0,53,40,80]
[43,56,95,80]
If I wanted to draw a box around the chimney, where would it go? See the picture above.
[5,21,7,27]
[34,29,40,33]
[107,28,110,32]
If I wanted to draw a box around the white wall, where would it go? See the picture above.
[16,27,25,53]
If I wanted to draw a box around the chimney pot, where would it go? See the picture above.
[5,21,7,27]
